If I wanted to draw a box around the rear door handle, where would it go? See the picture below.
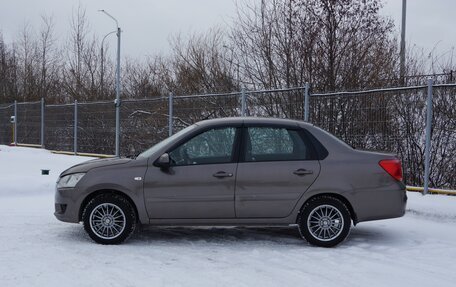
[293,168,313,176]
[213,171,233,178]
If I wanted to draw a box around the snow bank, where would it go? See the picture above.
[0,145,94,196]
[407,191,456,221]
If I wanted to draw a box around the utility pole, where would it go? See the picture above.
[400,0,407,85]
[99,10,121,157]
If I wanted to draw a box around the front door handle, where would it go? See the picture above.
[293,168,313,176]
[213,171,233,178]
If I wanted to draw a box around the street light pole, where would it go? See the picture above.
[100,30,116,99]
[400,0,407,85]
[99,10,121,157]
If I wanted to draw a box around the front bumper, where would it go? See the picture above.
[54,187,82,223]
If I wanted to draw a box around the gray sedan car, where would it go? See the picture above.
[55,117,406,247]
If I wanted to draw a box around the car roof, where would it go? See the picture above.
[196,117,314,127]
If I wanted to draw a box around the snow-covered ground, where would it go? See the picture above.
[0,145,455,287]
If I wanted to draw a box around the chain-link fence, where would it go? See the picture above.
[16,101,42,145]
[0,103,14,144]
[310,87,427,187]
[121,98,168,156]
[1,82,455,191]
[45,103,74,152]
[429,85,456,189]
[247,87,305,120]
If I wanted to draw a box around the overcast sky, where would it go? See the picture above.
[0,0,455,62]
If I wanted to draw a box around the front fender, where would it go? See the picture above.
[76,162,149,224]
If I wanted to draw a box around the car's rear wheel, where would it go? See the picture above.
[298,196,351,247]
[82,193,136,244]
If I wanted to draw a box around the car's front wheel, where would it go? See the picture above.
[298,196,351,247]
[82,193,136,244]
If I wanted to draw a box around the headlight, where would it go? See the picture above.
[57,173,85,188]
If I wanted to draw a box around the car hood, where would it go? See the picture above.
[60,157,131,177]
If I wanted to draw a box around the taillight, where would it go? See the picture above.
[379,159,403,181]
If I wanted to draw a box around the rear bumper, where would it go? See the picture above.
[355,187,407,223]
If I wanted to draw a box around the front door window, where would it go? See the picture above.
[169,127,237,166]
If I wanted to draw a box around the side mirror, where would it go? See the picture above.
[155,153,171,169]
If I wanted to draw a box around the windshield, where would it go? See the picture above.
[137,124,197,159]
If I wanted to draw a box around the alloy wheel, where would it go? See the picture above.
[89,203,126,240]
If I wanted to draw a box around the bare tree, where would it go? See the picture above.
[167,28,239,95]
[63,4,99,102]
[37,15,60,103]
[17,23,40,102]
[231,0,397,91]
[122,56,167,99]
[0,32,19,103]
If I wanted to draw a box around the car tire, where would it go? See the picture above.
[298,196,351,247]
[82,193,137,245]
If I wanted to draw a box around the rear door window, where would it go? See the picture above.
[244,127,312,162]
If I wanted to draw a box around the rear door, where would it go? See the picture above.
[235,125,320,218]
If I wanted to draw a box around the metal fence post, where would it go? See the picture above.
[14,100,17,145]
[304,82,310,122]
[423,78,433,195]
[115,26,121,158]
[241,88,246,117]
[168,92,173,137]
[74,100,78,155]
[115,98,120,157]
[40,98,45,148]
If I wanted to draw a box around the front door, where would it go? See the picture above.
[144,126,240,219]
[235,126,320,218]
